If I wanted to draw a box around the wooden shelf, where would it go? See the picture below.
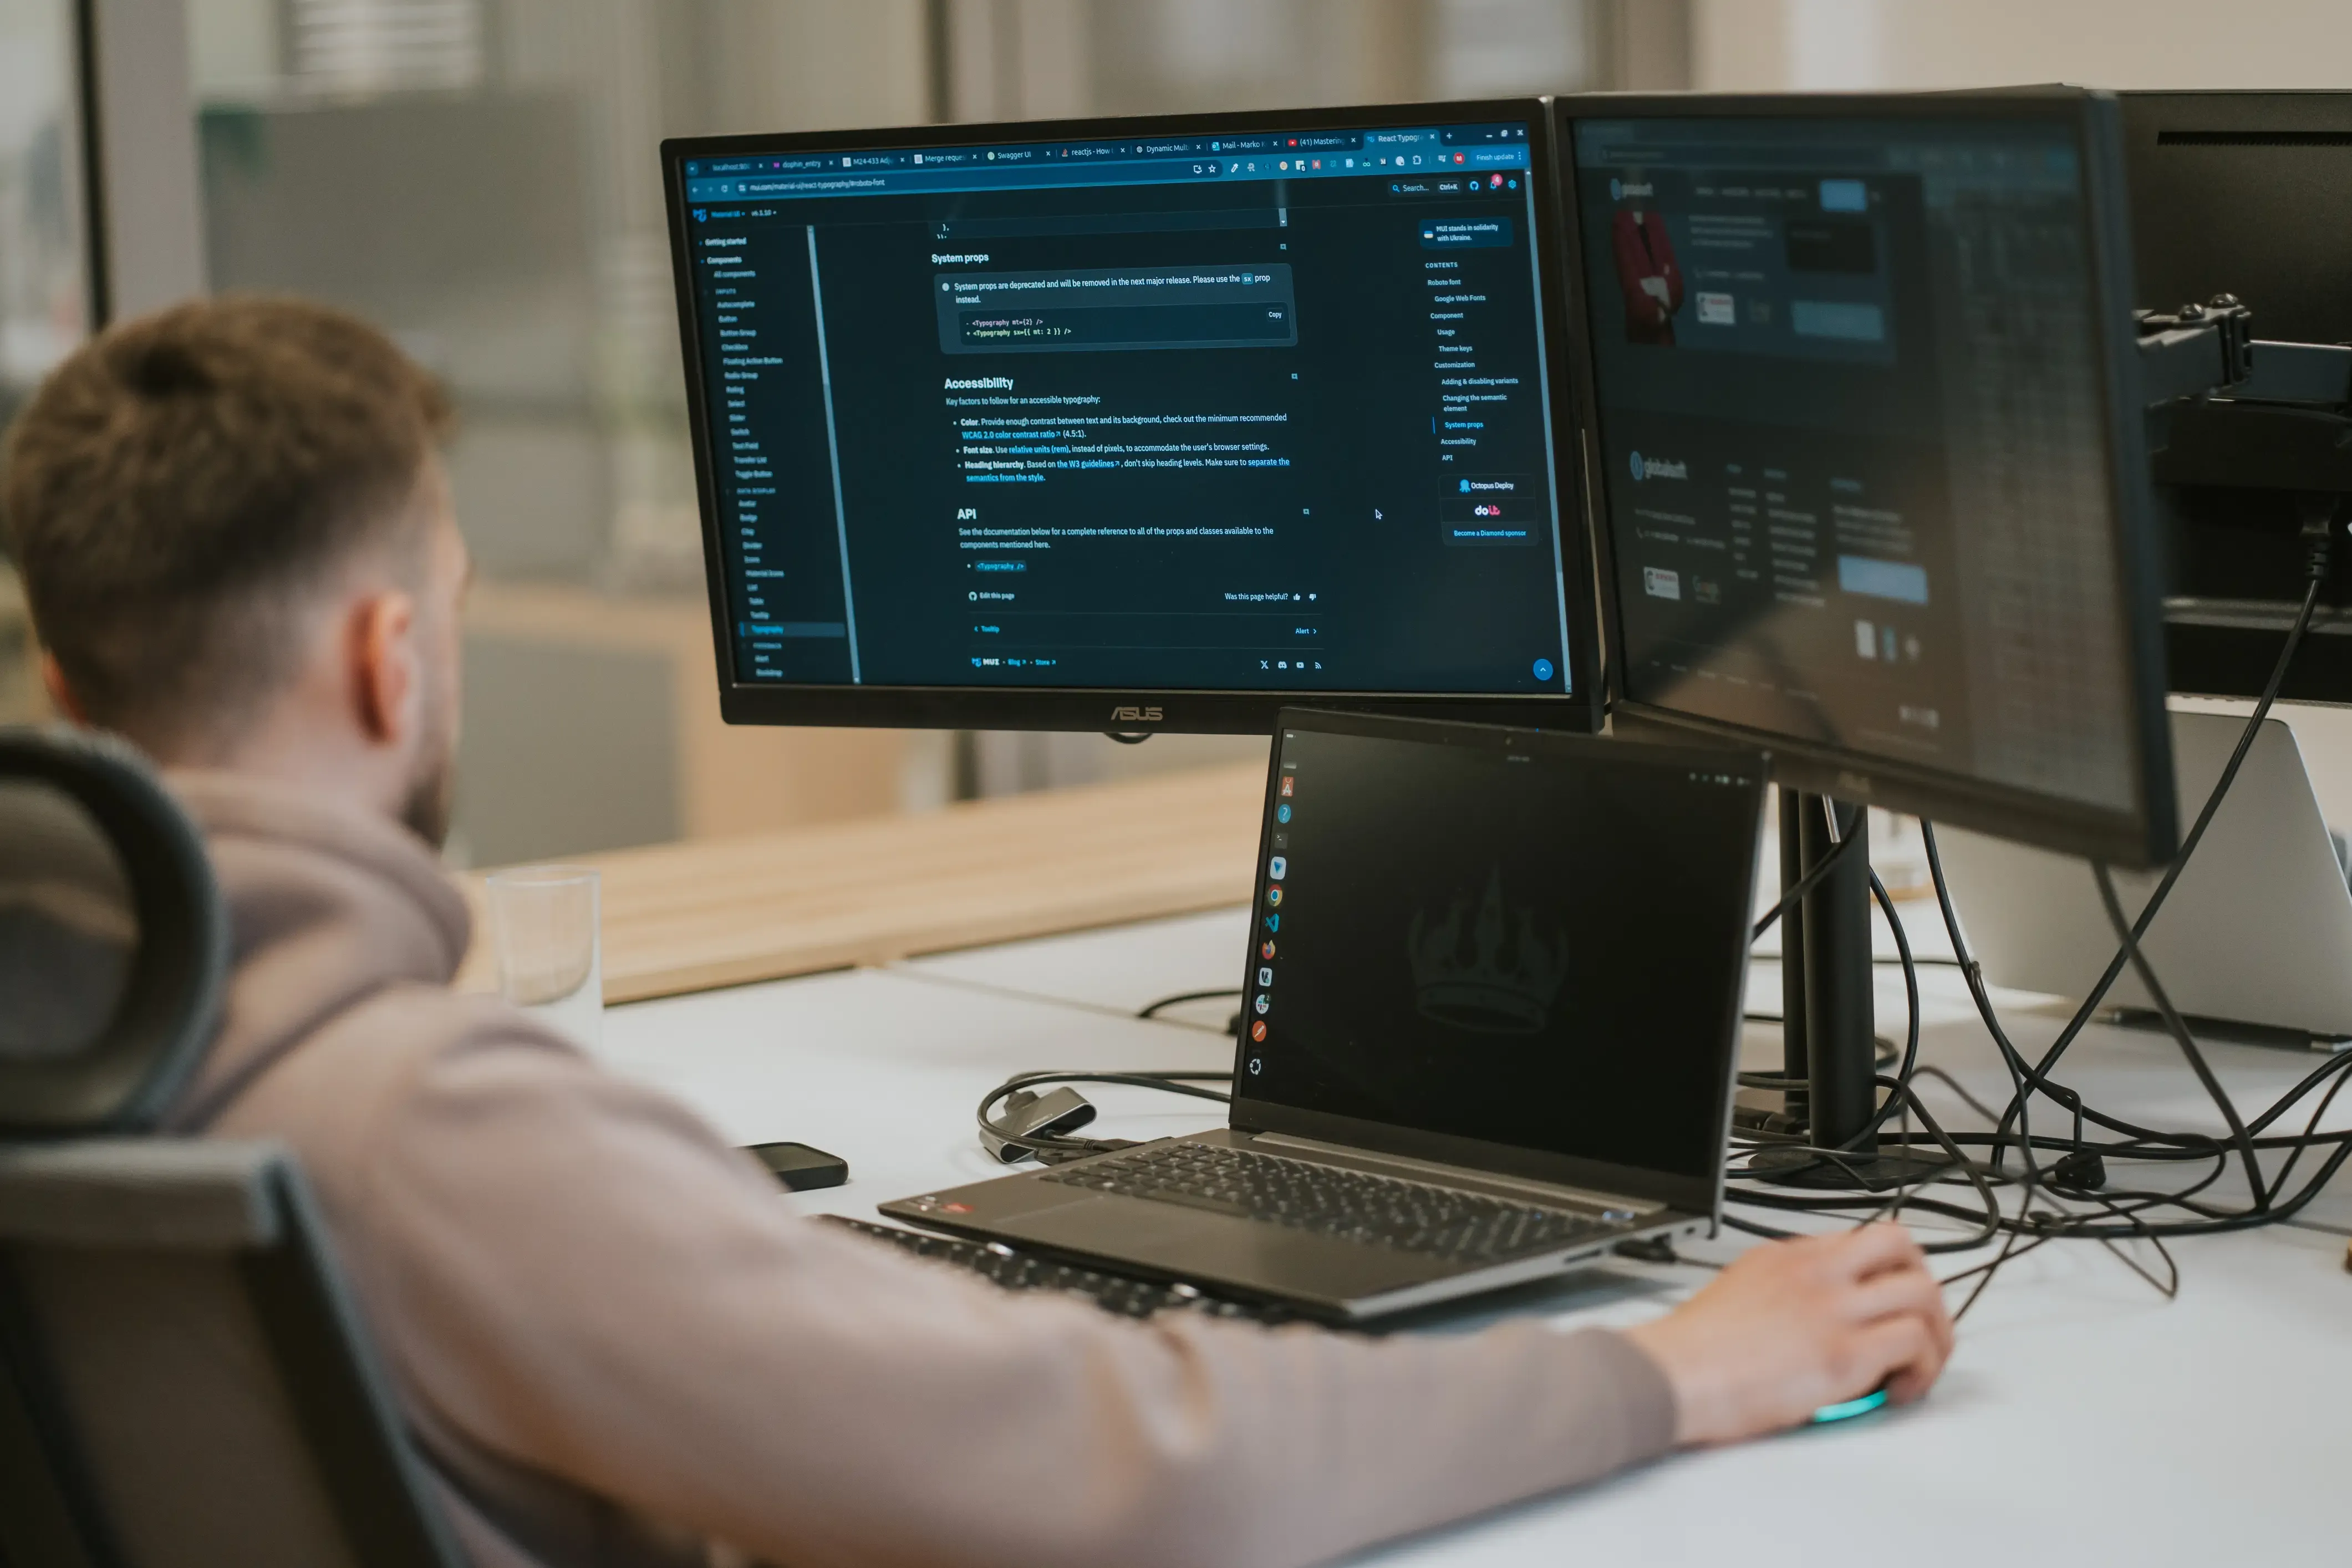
[457,761,1266,1004]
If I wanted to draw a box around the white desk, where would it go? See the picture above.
[599,909,2352,1566]
[907,902,2352,1231]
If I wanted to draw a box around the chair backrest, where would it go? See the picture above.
[0,726,222,1135]
[0,1141,469,1568]
[0,727,464,1568]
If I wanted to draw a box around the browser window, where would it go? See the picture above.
[676,117,1576,703]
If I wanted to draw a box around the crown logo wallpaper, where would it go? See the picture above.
[1407,867,1569,1035]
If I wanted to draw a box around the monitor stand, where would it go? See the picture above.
[1740,790,1951,1192]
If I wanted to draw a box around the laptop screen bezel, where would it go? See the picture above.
[1227,707,1766,1218]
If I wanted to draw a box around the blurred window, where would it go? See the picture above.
[186,1,935,863]
[1087,0,1591,113]
[0,0,88,726]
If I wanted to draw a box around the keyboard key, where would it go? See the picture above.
[818,1214,1297,1324]
[1041,1143,1625,1264]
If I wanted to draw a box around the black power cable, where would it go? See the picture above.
[1734,531,2352,1316]
[2259,1051,2352,1206]
[1749,819,1864,940]
[1137,987,1242,1021]
[2091,862,2268,1207]
[1986,539,2332,1158]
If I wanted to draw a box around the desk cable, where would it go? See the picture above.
[1727,509,2352,1316]
[979,1070,1234,1165]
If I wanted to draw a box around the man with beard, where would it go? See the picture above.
[0,298,1951,1568]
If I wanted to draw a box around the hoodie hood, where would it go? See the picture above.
[163,771,470,1130]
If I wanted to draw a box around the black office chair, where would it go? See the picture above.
[0,726,465,1568]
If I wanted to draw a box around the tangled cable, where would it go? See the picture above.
[1725,561,2352,1319]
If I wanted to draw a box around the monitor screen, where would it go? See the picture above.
[1561,98,2175,863]
[665,104,1597,733]
[1231,711,1763,1210]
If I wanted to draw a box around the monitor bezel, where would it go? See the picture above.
[660,99,1606,737]
[1228,706,1769,1219]
[1550,90,2180,868]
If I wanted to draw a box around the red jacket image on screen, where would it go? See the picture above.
[1611,209,1683,345]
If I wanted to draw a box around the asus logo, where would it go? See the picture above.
[1109,704,1164,723]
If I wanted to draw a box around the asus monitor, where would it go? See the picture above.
[663,100,1602,736]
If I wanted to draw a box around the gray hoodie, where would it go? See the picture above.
[164,771,1676,1568]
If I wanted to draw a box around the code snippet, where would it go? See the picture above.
[937,264,1297,353]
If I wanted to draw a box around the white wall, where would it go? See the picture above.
[1696,0,2352,90]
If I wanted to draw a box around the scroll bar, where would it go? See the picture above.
[806,226,863,683]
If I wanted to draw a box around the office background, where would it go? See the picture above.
[4,0,2351,867]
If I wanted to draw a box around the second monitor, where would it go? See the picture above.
[1556,90,2177,866]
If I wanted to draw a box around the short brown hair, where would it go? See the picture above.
[1,295,451,753]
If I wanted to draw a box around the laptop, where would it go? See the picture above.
[882,709,1769,1322]
[1936,709,2352,1047]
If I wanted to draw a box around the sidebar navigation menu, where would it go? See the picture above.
[694,213,859,683]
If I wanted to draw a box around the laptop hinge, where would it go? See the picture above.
[1243,1131,1668,1215]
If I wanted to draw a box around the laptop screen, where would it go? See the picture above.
[1234,713,1764,1203]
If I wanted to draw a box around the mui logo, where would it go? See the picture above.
[1630,450,1645,482]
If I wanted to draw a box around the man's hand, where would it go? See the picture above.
[1622,1223,1953,1447]
[1638,275,1672,306]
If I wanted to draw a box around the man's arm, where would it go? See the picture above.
[334,1021,1673,1566]
[334,1019,1946,1568]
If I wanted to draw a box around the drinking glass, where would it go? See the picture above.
[486,866,602,1050]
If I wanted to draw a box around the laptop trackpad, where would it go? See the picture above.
[996,1198,1217,1256]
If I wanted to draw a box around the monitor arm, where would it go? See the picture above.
[2139,292,2352,493]
[2136,294,2258,407]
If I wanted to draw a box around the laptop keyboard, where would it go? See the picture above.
[818,1214,1298,1325]
[1042,1142,1635,1264]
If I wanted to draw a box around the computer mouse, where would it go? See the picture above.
[1809,1383,1891,1425]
